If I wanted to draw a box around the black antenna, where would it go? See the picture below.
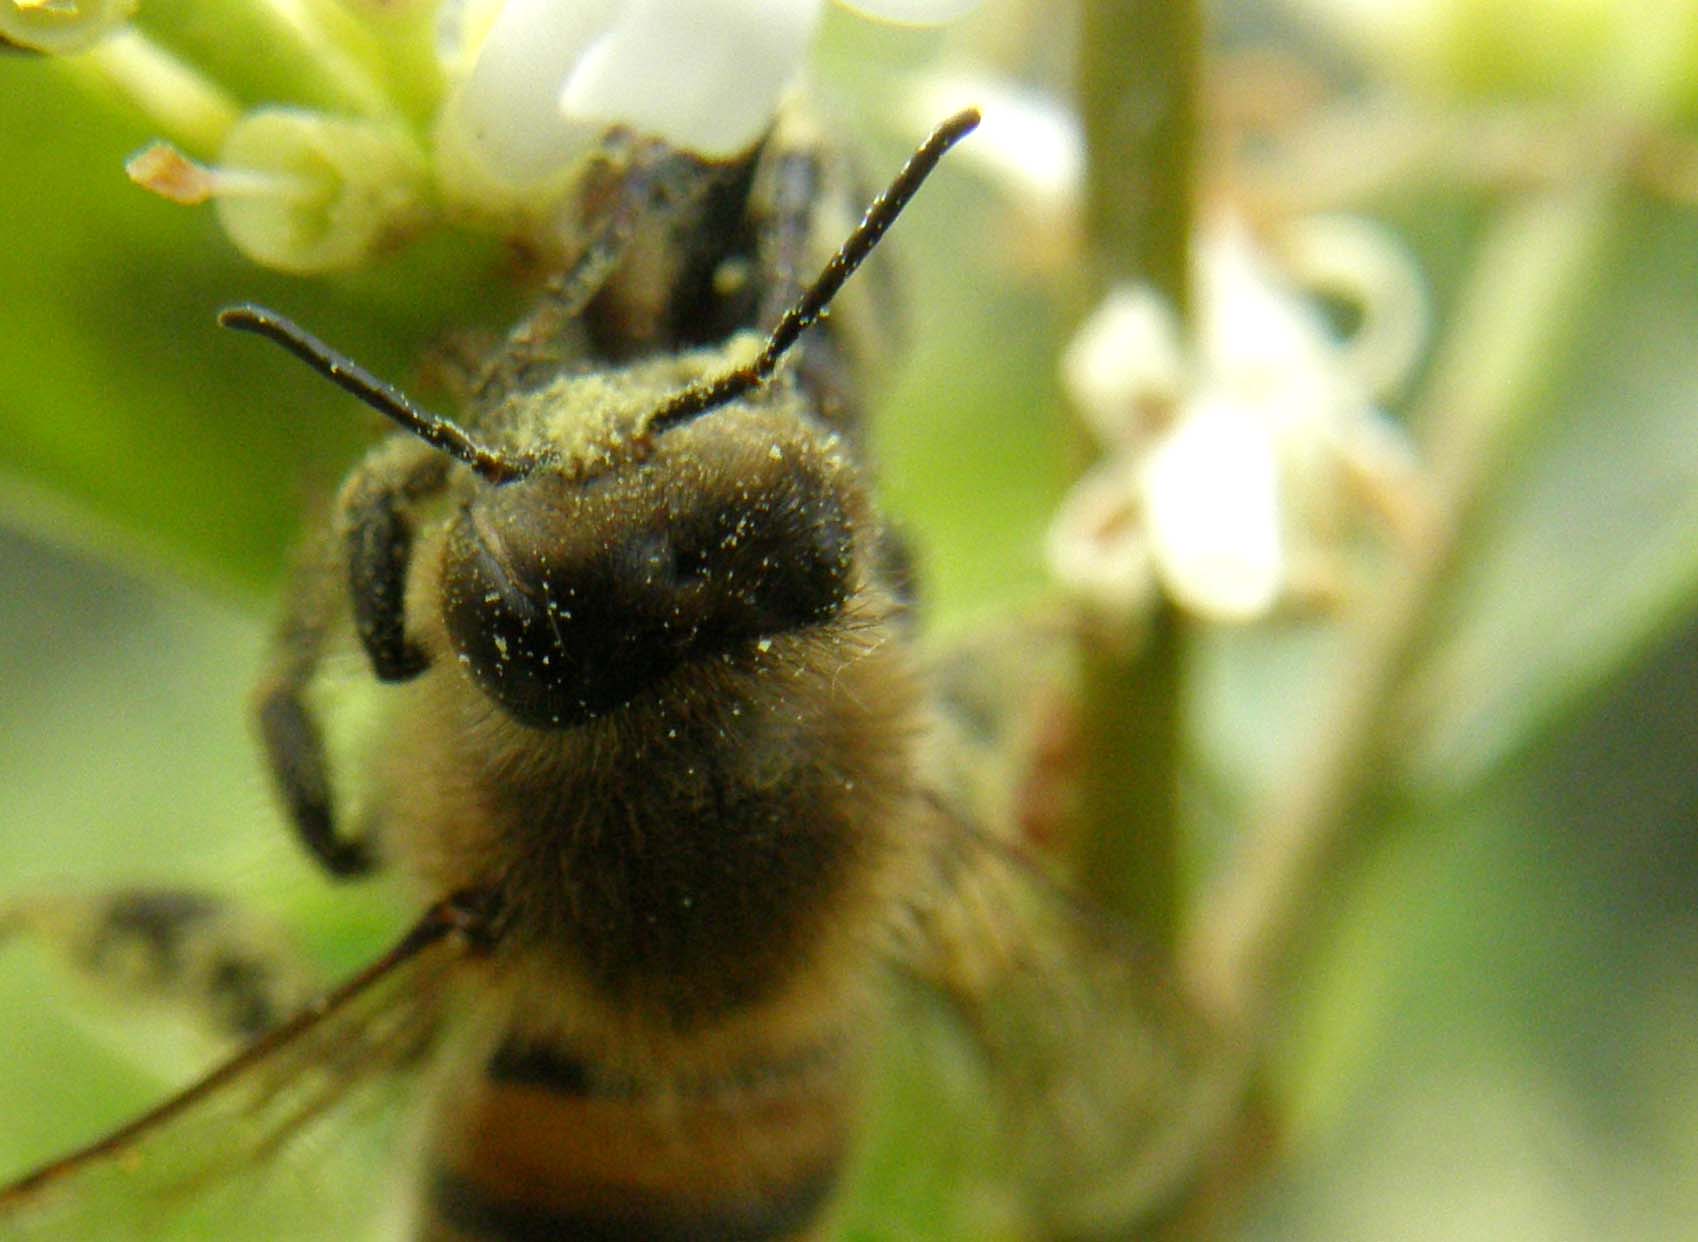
[218,304,533,484]
[639,107,981,440]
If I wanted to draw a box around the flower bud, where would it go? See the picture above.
[210,109,431,274]
[1,0,135,55]
[837,0,981,21]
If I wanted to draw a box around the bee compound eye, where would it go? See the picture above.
[440,508,701,730]
[440,514,572,728]
[725,486,855,632]
[439,475,857,730]
[619,529,697,593]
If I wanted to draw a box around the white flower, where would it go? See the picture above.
[440,0,981,189]
[1048,215,1428,623]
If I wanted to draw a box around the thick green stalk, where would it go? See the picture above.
[1072,0,1203,949]
[1078,0,1201,316]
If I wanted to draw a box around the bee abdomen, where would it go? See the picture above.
[418,1035,857,1242]
[422,1166,837,1242]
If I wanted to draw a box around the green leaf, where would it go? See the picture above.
[1404,198,1698,793]
[1249,607,1698,1242]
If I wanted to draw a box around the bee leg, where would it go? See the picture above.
[0,889,320,1043]
[750,133,839,336]
[479,142,686,400]
[258,440,449,878]
[340,440,450,683]
[748,135,893,443]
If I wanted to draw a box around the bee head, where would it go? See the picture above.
[216,109,981,730]
[439,410,861,729]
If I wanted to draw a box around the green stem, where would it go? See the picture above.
[340,0,449,128]
[1071,0,1203,949]
[134,0,391,120]
[1181,186,1619,1030]
[66,30,239,154]
[1078,0,1202,315]
[1074,607,1185,947]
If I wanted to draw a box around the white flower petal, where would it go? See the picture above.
[1279,213,1429,401]
[1062,285,1185,448]
[835,0,982,25]
[907,68,1081,216]
[1332,403,1432,545]
[1143,401,1284,621]
[1198,217,1337,404]
[1046,458,1158,618]
[560,0,823,159]
[441,0,615,186]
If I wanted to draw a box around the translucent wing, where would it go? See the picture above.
[0,896,484,1242]
[889,626,1242,1238]
[891,816,1240,1237]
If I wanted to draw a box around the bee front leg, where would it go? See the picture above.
[750,140,826,329]
[477,143,695,400]
[0,889,320,1043]
[341,441,450,683]
[258,439,448,878]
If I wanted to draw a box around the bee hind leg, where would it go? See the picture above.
[0,889,320,1043]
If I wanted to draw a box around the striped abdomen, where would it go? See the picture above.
[416,1023,863,1242]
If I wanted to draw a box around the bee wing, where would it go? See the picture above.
[0,896,483,1241]
[890,811,1241,1238]
[887,628,1242,1236]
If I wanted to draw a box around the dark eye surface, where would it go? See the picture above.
[439,460,855,730]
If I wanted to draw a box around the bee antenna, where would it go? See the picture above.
[640,106,981,439]
[218,304,533,484]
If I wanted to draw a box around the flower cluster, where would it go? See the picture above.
[1048,214,1429,623]
[8,0,977,273]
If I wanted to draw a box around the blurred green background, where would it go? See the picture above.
[3,1,1698,1239]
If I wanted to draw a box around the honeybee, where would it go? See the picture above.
[0,111,1228,1241]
